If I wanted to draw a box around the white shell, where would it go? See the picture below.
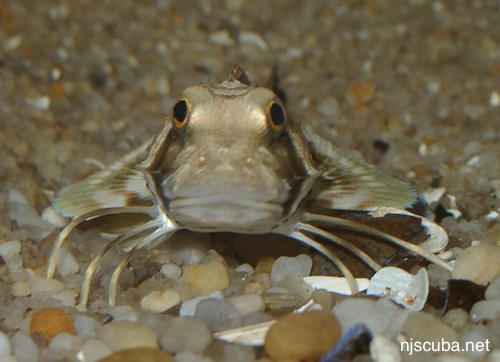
[369,207,449,253]
[303,276,369,295]
[213,320,274,346]
[366,267,429,312]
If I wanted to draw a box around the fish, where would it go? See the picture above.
[47,65,451,308]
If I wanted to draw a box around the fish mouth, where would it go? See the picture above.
[168,194,284,230]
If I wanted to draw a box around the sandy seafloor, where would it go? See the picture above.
[0,0,500,361]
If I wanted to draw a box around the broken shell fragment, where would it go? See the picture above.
[369,207,449,254]
[303,276,369,295]
[366,267,429,312]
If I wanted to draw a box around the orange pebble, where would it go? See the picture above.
[30,308,75,343]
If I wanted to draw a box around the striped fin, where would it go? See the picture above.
[304,128,417,211]
[52,142,155,218]
[52,167,154,218]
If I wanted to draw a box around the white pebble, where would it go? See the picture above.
[76,339,112,362]
[55,248,79,277]
[74,315,102,339]
[41,206,69,228]
[179,291,224,317]
[141,290,181,313]
[235,263,254,274]
[333,298,411,339]
[227,294,265,316]
[52,290,76,307]
[0,240,21,260]
[11,331,38,362]
[159,317,212,354]
[27,275,65,295]
[490,91,500,107]
[11,281,31,297]
[209,30,236,47]
[370,335,401,362]
[160,263,182,280]
[108,305,137,322]
[48,333,83,354]
[194,299,242,332]
[26,96,50,110]
[8,189,29,204]
[470,299,500,323]
[97,321,159,351]
[238,31,269,51]
[0,330,11,356]
[486,274,500,300]
[174,351,214,362]
[270,254,313,285]
[8,203,54,232]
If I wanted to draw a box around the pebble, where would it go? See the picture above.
[160,263,183,281]
[269,254,313,285]
[453,244,500,285]
[51,289,76,307]
[459,325,499,359]
[179,260,230,296]
[370,335,401,362]
[194,298,242,332]
[55,247,79,277]
[179,291,224,317]
[108,305,138,322]
[0,240,21,259]
[227,294,265,316]
[97,321,159,351]
[74,315,102,339]
[255,257,275,274]
[141,290,181,313]
[346,82,376,106]
[30,308,75,343]
[167,233,212,266]
[276,276,314,301]
[0,330,11,355]
[40,206,69,228]
[11,281,31,297]
[402,312,458,346]
[470,299,500,323]
[47,333,83,360]
[159,317,212,354]
[235,263,254,274]
[11,331,38,362]
[443,308,469,331]
[264,311,340,361]
[223,343,255,362]
[27,275,65,295]
[78,339,113,362]
[241,311,275,326]
[98,348,174,362]
[174,351,214,362]
[243,273,271,295]
[486,274,500,300]
[332,298,410,339]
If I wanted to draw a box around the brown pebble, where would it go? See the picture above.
[30,308,75,343]
[255,257,275,274]
[346,82,376,106]
[98,348,174,362]
[179,260,230,296]
[264,311,340,361]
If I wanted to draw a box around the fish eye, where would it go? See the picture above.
[173,98,190,129]
[268,101,286,134]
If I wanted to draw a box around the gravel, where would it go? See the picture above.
[1,1,499,361]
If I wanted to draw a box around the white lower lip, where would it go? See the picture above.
[169,196,283,225]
